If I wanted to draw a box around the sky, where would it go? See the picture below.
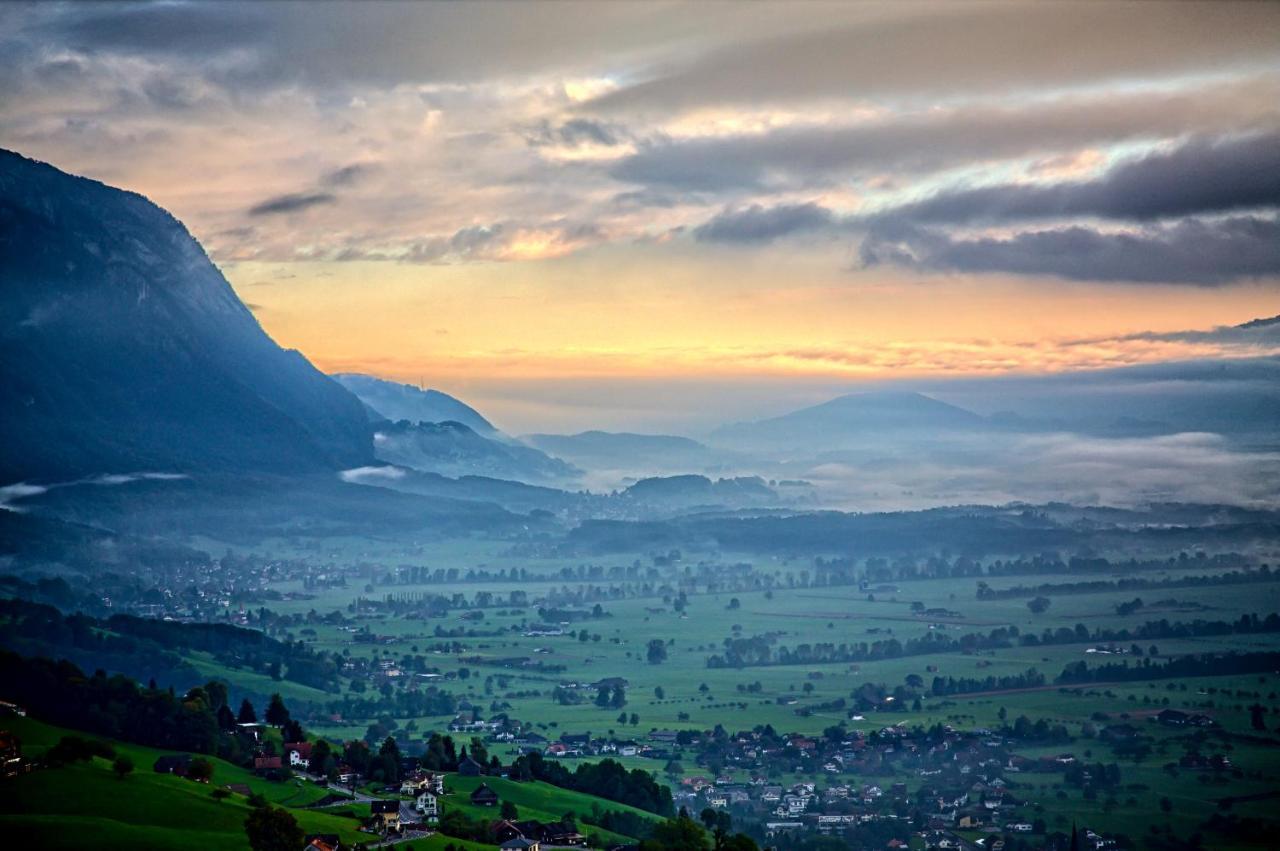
[2,1,1279,433]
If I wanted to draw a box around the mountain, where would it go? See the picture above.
[333,374,499,436]
[0,149,373,482]
[370,419,580,484]
[712,390,987,448]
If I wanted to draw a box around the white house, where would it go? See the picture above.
[415,790,439,820]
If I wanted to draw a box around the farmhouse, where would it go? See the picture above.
[415,790,438,819]
[370,799,400,830]
[153,754,191,776]
[470,782,500,806]
[284,741,312,770]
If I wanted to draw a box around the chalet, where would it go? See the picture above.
[401,771,445,795]
[415,790,439,820]
[253,755,283,773]
[285,742,312,770]
[235,722,263,741]
[153,754,192,776]
[539,822,587,846]
[470,782,500,806]
[370,799,401,830]
[500,840,540,851]
[304,835,341,851]
[458,755,484,776]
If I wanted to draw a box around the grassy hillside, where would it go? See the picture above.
[0,715,655,850]
[445,774,660,844]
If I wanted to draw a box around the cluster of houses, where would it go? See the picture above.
[585,722,1130,849]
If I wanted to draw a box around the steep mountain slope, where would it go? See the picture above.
[371,419,581,483]
[0,149,373,482]
[333,373,499,435]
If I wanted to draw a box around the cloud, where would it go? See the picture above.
[860,216,1280,285]
[806,431,1280,511]
[868,131,1280,227]
[322,163,376,187]
[587,3,1280,114]
[247,191,336,217]
[340,465,406,483]
[608,78,1280,191]
[527,118,622,149]
[693,202,835,244]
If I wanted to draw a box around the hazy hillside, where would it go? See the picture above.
[371,419,581,484]
[0,149,373,482]
[334,373,499,436]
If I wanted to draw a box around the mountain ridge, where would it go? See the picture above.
[0,148,373,482]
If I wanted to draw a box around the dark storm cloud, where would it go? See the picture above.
[693,203,835,244]
[609,80,1280,192]
[247,191,336,217]
[859,216,1280,286]
[49,2,266,57]
[527,118,623,149]
[869,132,1280,227]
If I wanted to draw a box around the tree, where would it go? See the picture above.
[187,757,215,783]
[501,800,519,820]
[244,805,304,851]
[1250,703,1267,731]
[265,693,290,727]
[641,815,710,851]
[655,686,665,700]
[204,680,229,712]
[611,686,627,709]
[282,718,305,743]
[237,698,257,724]
[1027,597,1052,615]
[112,755,134,780]
[647,639,668,665]
[312,739,333,773]
[217,703,237,731]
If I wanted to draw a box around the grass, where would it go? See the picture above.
[0,714,661,850]
[442,774,660,844]
[160,535,1280,846]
